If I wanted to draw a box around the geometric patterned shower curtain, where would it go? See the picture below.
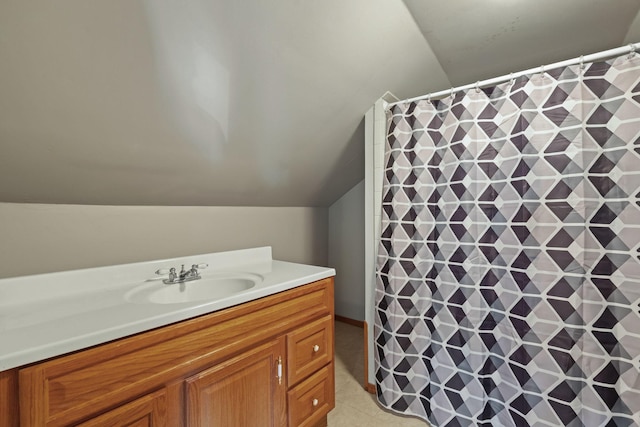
[375,53,640,426]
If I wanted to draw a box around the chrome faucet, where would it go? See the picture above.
[156,263,208,284]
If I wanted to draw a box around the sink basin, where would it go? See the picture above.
[126,273,261,304]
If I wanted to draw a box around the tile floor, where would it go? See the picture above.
[328,321,430,427]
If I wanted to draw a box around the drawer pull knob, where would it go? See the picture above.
[313,345,320,353]
[312,398,319,407]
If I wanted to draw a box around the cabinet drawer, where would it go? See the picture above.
[287,363,334,427]
[286,315,333,387]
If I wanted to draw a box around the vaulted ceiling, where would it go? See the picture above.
[1,1,639,207]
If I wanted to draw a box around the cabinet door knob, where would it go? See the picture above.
[312,398,319,407]
[313,344,320,353]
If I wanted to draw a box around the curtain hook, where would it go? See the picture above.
[475,81,481,93]
[628,43,636,59]
[427,94,432,104]
[450,87,455,99]
[509,72,515,85]
[579,55,585,72]
[540,65,546,78]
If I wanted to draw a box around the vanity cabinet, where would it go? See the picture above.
[7,277,334,427]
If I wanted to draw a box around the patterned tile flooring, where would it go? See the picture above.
[328,321,430,427]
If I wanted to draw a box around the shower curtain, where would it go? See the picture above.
[375,54,640,426]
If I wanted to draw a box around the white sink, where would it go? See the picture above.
[125,273,261,304]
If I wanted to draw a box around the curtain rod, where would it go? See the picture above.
[386,43,638,109]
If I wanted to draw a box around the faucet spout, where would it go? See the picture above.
[179,264,189,280]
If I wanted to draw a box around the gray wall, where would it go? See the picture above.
[0,203,328,279]
[328,180,365,321]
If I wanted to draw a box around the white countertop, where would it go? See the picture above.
[0,247,335,371]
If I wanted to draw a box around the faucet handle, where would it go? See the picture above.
[155,268,173,275]
[192,263,208,270]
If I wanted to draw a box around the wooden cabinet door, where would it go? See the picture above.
[75,389,167,427]
[186,338,287,427]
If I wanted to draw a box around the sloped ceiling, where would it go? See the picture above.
[1,1,639,207]
[403,0,640,86]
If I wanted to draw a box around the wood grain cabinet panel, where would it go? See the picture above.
[75,389,167,427]
[0,369,19,427]
[287,364,335,427]
[186,338,287,427]
[8,277,335,427]
[287,315,333,388]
